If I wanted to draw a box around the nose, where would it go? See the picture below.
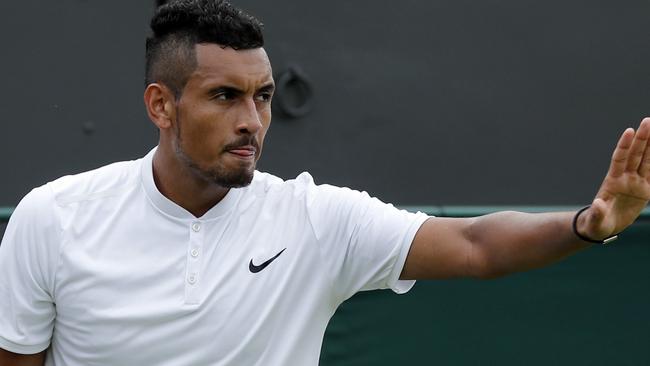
[235,98,263,135]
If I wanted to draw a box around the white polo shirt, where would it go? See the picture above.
[0,147,428,365]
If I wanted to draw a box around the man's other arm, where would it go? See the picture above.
[402,118,650,280]
[0,348,45,366]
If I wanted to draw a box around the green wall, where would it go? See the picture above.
[321,219,650,365]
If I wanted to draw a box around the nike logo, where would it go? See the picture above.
[249,248,287,273]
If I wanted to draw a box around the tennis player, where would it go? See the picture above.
[1,0,649,365]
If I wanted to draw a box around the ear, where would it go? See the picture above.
[144,83,176,130]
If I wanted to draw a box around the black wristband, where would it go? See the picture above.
[572,205,619,245]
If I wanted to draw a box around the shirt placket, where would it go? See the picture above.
[185,220,205,305]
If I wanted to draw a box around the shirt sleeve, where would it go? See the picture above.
[304,177,429,303]
[0,185,59,354]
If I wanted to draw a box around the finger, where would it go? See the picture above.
[637,118,650,177]
[625,118,650,173]
[608,128,635,177]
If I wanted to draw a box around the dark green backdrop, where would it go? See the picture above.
[1,1,648,364]
[321,218,650,365]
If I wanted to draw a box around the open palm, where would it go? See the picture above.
[580,118,650,240]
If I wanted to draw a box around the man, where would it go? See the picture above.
[0,0,648,365]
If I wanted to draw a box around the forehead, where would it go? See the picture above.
[188,44,273,90]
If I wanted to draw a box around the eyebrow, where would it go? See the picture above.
[207,82,275,97]
[259,82,275,94]
[207,86,243,97]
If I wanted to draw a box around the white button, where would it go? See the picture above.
[188,273,197,284]
[191,222,201,232]
[190,249,199,258]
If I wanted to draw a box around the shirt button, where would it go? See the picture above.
[188,273,197,284]
[191,222,201,232]
[190,249,199,258]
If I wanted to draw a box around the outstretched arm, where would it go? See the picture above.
[401,118,650,280]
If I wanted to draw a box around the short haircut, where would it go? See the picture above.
[145,0,265,98]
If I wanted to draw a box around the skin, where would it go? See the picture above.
[2,42,648,363]
[145,44,274,217]
[0,349,45,366]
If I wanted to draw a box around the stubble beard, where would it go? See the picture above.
[173,117,255,189]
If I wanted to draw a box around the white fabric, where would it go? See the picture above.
[0,147,428,365]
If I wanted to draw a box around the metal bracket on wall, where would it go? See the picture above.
[273,64,314,119]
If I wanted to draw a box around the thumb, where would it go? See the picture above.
[589,198,607,223]
[583,198,614,238]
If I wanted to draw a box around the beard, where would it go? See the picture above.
[173,116,257,189]
[176,142,256,188]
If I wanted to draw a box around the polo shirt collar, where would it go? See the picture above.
[140,147,242,221]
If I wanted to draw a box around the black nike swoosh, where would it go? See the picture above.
[249,248,287,273]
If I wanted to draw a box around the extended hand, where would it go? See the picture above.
[577,118,650,241]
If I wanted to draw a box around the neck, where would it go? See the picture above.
[152,145,229,218]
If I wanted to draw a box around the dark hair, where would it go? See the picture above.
[145,0,264,98]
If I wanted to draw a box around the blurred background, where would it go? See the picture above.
[0,1,648,364]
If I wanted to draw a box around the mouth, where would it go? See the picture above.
[226,145,257,160]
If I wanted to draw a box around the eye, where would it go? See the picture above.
[255,92,273,103]
[213,91,235,101]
